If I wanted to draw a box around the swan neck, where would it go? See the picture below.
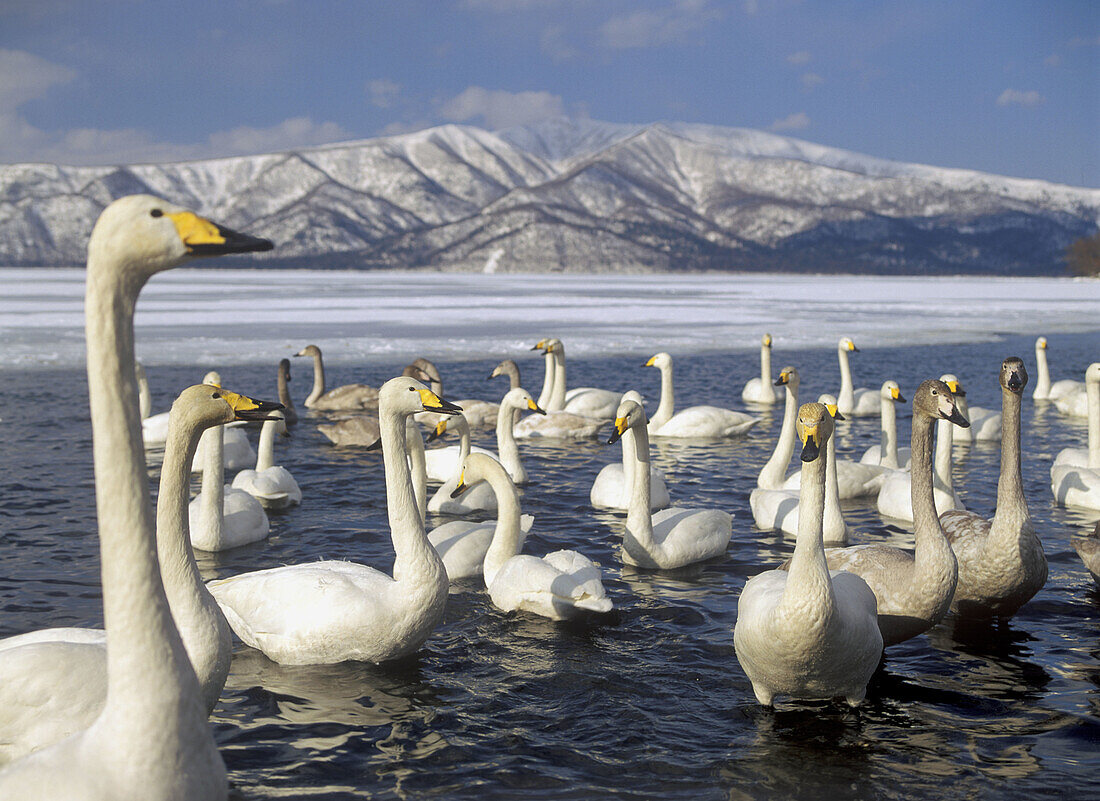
[650,362,675,430]
[548,348,567,411]
[880,396,899,468]
[306,351,325,405]
[496,399,526,484]
[625,422,654,546]
[277,369,296,418]
[783,446,832,611]
[84,256,199,729]
[405,420,427,522]
[837,347,854,408]
[382,406,439,579]
[823,427,846,542]
[482,463,524,585]
[1089,378,1100,469]
[994,387,1028,522]
[758,382,798,489]
[256,420,277,472]
[760,345,774,400]
[934,417,954,491]
[199,426,225,538]
[137,369,152,420]
[1034,344,1051,396]
[910,412,940,540]
[536,350,554,409]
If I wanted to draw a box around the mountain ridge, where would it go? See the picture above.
[1,117,1096,274]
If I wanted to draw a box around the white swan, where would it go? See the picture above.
[645,351,758,438]
[295,344,379,410]
[1052,361,1095,418]
[189,410,270,551]
[276,357,299,426]
[208,377,459,665]
[1072,521,1100,584]
[539,338,623,420]
[0,383,275,765]
[836,336,879,417]
[741,333,777,404]
[231,410,302,509]
[1033,336,1081,401]
[754,366,800,491]
[190,370,256,473]
[493,387,544,486]
[490,359,523,426]
[1051,363,1100,510]
[790,380,964,646]
[610,398,732,568]
[137,361,171,447]
[426,414,498,514]
[512,341,608,439]
[423,413,496,484]
[877,377,969,522]
[0,194,271,799]
[454,453,613,619]
[942,374,1000,442]
[591,391,670,512]
[940,358,1048,618]
[860,380,912,468]
[751,396,849,546]
[734,402,882,707]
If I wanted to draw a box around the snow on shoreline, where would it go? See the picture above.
[2,268,1098,369]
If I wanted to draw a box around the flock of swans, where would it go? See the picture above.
[0,194,1097,800]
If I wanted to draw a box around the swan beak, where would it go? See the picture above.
[775,372,789,386]
[763,334,772,347]
[826,403,845,421]
[450,473,469,498]
[219,390,284,422]
[1006,365,1026,393]
[168,212,273,256]
[945,380,966,397]
[418,389,462,415]
[849,342,859,352]
[644,355,657,367]
[891,387,905,403]
[799,423,822,462]
[1038,339,1047,349]
[366,437,383,451]
[426,418,448,443]
[944,406,970,428]
[531,339,547,351]
[608,416,628,445]
[528,399,547,415]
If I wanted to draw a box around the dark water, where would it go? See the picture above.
[2,331,1099,800]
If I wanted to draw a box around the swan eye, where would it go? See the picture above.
[212,392,220,399]
[150,209,164,218]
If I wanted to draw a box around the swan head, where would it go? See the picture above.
[411,358,442,386]
[644,352,671,370]
[203,370,222,387]
[938,374,966,398]
[490,359,519,380]
[608,399,645,444]
[278,358,292,382]
[295,344,321,358]
[531,338,550,351]
[816,394,845,421]
[1036,337,1047,350]
[839,337,859,353]
[916,379,969,428]
[173,384,283,430]
[762,333,772,347]
[451,452,508,498]
[502,387,545,415]
[1000,357,1028,394]
[1086,363,1100,385]
[427,412,470,442]
[797,402,834,462]
[88,195,272,279]
[775,365,799,389]
[881,380,905,403]
[543,338,563,354]
[381,375,462,417]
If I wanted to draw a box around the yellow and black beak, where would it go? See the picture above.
[644,355,657,367]
[215,387,284,422]
[826,403,845,422]
[799,422,822,462]
[945,380,965,398]
[169,211,273,257]
[891,386,906,403]
[763,334,772,347]
[528,399,547,415]
[418,389,462,416]
[531,339,547,351]
[775,371,789,386]
[450,472,469,498]
[848,341,859,352]
[608,415,629,445]
[427,418,449,443]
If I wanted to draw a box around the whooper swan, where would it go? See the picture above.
[591,390,670,512]
[859,380,912,468]
[295,344,379,411]
[645,351,758,438]
[741,333,777,404]
[1032,336,1081,401]
[231,410,302,510]
[836,336,879,417]
[1050,363,1100,510]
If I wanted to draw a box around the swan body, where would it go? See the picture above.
[734,402,882,707]
[1033,337,1082,401]
[428,514,535,580]
[296,344,379,410]
[788,380,966,645]
[0,195,271,799]
[860,381,912,468]
[231,411,301,509]
[591,390,670,511]
[189,416,270,551]
[426,414,498,514]
[836,337,879,417]
[753,396,849,546]
[940,358,1047,618]
[1051,360,1094,417]
[877,378,968,522]
[1072,522,1100,584]
[208,377,459,665]
[455,453,613,619]
[741,333,777,404]
[317,415,380,448]
[514,410,605,439]
[1051,363,1100,510]
[611,399,732,568]
[276,357,299,426]
[645,351,758,438]
[137,362,172,447]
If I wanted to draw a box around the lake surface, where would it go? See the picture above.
[1,273,1099,799]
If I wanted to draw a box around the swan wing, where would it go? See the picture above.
[514,410,606,439]
[317,416,380,447]
[489,552,612,618]
[650,507,733,565]
[749,487,799,532]
[428,521,494,580]
[311,383,379,410]
[562,388,622,420]
[652,406,758,438]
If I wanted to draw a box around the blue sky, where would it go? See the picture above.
[1,0,1096,185]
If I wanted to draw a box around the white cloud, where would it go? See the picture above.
[600,0,722,49]
[769,112,810,132]
[206,117,352,155]
[996,89,1044,108]
[787,50,811,66]
[439,86,565,129]
[801,72,824,90]
[367,79,402,108]
[0,48,77,113]
[541,23,579,61]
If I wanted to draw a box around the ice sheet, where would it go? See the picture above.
[1,267,1098,368]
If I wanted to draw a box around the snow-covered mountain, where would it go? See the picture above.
[1,117,1097,274]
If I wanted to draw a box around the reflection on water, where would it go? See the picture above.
[2,331,1100,798]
